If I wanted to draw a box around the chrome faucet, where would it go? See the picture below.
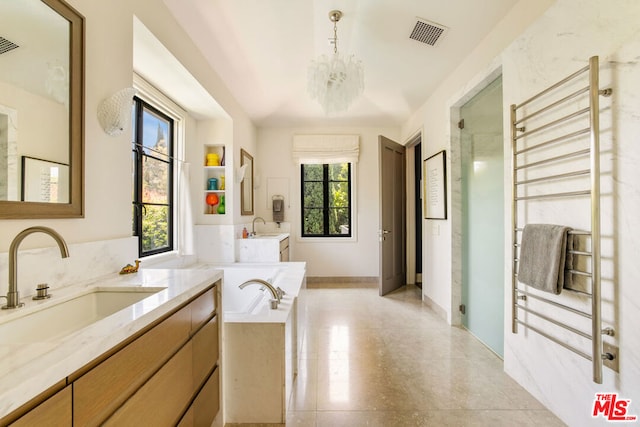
[2,226,70,310]
[251,216,266,236]
[239,278,282,309]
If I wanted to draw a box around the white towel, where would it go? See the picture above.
[518,224,572,294]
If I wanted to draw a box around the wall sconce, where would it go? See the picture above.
[97,87,137,136]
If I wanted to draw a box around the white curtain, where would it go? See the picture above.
[292,134,360,164]
[177,162,195,256]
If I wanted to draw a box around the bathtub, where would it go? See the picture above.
[218,263,306,424]
[221,266,286,317]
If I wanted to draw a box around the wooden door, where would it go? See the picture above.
[379,136,406,296]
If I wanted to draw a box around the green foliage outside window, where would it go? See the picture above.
[302,163,351,236]
[132,99,173,256]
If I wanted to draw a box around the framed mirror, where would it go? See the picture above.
[240,149,254,216]
[0,0,84,218]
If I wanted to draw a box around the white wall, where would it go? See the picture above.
[0,0,256,255]
[402,0,640,425]
[401,0,555,324]
[256,126,399,278]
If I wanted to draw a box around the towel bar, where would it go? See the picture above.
[511,56,615,384]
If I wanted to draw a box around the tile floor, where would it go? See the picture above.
[285,283,565,426]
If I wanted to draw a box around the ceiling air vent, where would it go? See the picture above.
[0,37,19,55]
[409,18,448,47]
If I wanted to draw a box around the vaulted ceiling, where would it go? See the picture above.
[164,0,519,127]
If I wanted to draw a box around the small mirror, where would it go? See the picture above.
[0,0,84,218]
[240,149,254,216]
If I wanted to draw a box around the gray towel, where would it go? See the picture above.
[273,199,284,223]
[518,224,572,294]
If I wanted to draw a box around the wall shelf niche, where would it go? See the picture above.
[203,145,227,215]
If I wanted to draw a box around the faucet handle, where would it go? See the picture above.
[33,283,51,300]
[276,287,285,300]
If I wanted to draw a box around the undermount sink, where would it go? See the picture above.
[0,287,166,343]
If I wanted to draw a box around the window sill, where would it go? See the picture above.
[296,235,357,244]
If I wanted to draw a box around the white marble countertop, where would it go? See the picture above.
[0,267,223,418]
[246,232,289,240]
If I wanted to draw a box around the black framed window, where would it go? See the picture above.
[131,97,174,257]
[301,163,351,237]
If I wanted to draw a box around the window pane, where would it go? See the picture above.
[328,163,349,181]
[301,162,351,238]
[142,108,170,160]
[303,182,323,208]
[303,164,323,181]
[329,208,350,235]
[142,156,169,204]
[303,208,324,234]
[329,182,349,208]
[142,205,169,252]
[132,97,174,257]
[131,150,136,201]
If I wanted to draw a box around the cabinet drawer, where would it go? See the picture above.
[10,386,71,427]
[279,237,289,252]
[193,315,219,387]
[178,368,220,427]
[191,285,217,333]
[74,305,191,426]
[104,342,194,427]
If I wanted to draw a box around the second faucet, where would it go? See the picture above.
[251,216,266,236]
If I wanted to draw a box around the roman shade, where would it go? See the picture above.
[292,134,360,164]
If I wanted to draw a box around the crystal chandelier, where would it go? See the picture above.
[308,10,364,114]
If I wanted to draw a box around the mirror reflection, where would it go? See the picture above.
[0,0,70,204]
[240,149,254,215]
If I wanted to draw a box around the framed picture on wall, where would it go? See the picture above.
[423,150,447,220]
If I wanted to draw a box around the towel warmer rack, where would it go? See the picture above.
[510,56,615,384]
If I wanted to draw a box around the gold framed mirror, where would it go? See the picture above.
[0,0,84,219]
[240,149,254,216]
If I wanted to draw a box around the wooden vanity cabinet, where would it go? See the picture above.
[1,282,221,427]
[97,284,220,426]
[280,237,290,262]
[73,304,192,425]
[9,386,71,427]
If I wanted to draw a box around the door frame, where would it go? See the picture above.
[404,131,422,287]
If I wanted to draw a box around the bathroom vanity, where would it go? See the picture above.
[236,233,290,262]
[0,268,223,426]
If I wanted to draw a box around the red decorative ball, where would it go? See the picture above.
[206,193,219,206]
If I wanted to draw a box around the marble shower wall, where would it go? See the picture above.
[502,0,640,425]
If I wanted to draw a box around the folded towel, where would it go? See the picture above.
[518,224,572,294]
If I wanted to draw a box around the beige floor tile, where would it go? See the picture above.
[281,284,564,426]
[286,411,316,426]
